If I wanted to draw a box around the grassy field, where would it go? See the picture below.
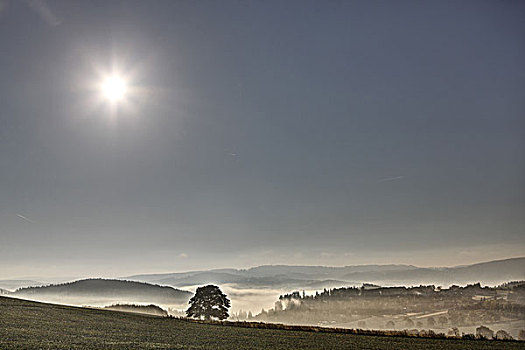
[1,296,523,349]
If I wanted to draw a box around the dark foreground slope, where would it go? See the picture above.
[1,297,523,350]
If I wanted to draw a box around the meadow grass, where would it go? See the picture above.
[1,296,523,349]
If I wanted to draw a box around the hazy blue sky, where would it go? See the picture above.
[1,0,524,278]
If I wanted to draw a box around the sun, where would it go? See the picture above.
[101,75,127,103]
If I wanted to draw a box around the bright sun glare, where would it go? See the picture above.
[101,75,127,102]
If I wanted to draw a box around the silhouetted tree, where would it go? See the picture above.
[186,285,230,320]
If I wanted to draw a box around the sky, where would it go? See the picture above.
[0,0,524,279]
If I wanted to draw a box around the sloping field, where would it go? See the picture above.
[0,296,522,349]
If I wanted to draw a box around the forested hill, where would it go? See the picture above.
[12,279,191,305]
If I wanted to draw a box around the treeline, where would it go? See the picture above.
[174,317,522,342]
[104,303,168,316]
[279,282,524,302]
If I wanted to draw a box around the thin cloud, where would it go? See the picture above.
[320,252,335,258]
[16,214,34,223]
[25,0,61,26]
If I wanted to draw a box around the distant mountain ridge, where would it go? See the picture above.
[340,258,525,286]
[127,263,416,282]
[125,257,525,289]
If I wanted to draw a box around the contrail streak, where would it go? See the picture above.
[16,214,34,223]
[378,176,404,182]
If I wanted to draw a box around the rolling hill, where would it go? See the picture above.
[1,296,521,349]
[11,279,191,306]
